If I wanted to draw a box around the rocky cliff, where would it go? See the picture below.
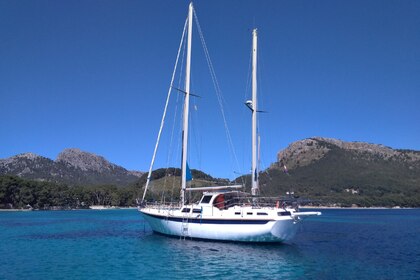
[275,137,420,170]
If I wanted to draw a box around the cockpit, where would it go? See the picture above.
[199,191,250,210]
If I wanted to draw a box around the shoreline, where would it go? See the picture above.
[1,206,417,212]
[299,206,416,210]
[0,206,138,212]
[0,209,34,212]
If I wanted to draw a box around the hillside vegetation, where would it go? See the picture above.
[0,168,226,209]
[1,138,419,208]
[0,175,142,209]
[134,168,231,203]
[248,138,420,207]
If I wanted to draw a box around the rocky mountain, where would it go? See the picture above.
[0,149,143,187]
[275,137,420,170]
[257,137,420,207]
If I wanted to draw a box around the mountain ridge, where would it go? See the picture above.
[258,137,420,207]
[0,149,143,187]
[275,137,420,170]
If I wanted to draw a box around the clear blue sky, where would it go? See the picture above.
[1,0,419,179]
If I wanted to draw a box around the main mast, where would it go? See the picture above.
[181,2,193,206]
[251,29,259,196]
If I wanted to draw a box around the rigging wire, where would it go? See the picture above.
[255,34,274,188]
[190,96,202,171]
[242,43,254,187]
[187,70,202,173]
[164,25,187,204]
[193,10,243,181]
[166,32,186,170]
[141,17,188,203]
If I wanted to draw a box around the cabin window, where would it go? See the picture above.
[257,212,268,216]
[200,195,213,204]
[278,211,291,216]
[192,208,202,214]
[213,194,225,210]
[181,208,191,213]
[247,212,253,215]
[235,212,241,215]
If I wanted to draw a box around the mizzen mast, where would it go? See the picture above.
[251,28,259,196]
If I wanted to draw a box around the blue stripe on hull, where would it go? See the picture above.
[141,212,273,225]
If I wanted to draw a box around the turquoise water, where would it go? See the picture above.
[1,209,419,279]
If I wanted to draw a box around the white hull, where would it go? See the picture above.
[139,206,303,242]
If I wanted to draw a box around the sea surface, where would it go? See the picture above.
[0,208,419,280]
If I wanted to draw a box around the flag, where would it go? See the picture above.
[186,162,193,181]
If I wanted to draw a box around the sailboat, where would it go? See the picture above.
[138,2,321,242]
